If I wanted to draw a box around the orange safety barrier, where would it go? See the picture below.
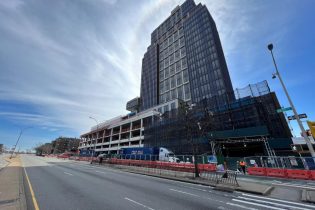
[286,169,311,180]
[247,167,267,176]
[197,164,205,171]
[203,164,216,172]
[266,168,287,178]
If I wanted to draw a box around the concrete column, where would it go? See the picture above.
[129,122,132,147]
[118,125,122,147]
[109,128,113,148]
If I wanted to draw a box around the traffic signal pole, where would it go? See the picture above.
[268,44,315,158]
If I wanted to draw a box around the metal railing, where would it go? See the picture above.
[92,154,239,187]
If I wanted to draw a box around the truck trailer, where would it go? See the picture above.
[119,147,179,162]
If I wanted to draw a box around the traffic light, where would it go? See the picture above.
[307,121,315,138]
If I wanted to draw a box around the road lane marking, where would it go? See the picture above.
[169,188,200,197]
[124,197,155,210]
[226,202,258,210]
[233,199,284,210]
[24,168,40,210]
[237,196,309,210]
[63,172,73,176]
[242,193,315,208]
[95,170,106,174]
[179,185,208,192]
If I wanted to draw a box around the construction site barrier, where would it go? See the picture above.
[309,170,315,180]
[200,164,216,172]
[286,169,311,180]
[247,167,267,176]
[88,157,213,173]
[266,168,287,178]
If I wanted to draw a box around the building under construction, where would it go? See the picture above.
[144,81,292,157]
[79,0,293,158]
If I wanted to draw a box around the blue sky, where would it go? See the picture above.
[0,0,315,150]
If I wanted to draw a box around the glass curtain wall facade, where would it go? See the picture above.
[140,0,234,111]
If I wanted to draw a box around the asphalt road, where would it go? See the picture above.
[21,155,315,210]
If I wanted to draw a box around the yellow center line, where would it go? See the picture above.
[24,167,40,210]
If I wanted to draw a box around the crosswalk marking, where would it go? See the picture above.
[232,199,285,210]
[273,182,315,190]
[241,193,315,208]
[226,193,315,210]
[226,202,258,210]
[237,196,309,210]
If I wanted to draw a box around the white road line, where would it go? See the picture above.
[237,196,309,210]
[124,197,155,210]
[95,170,106,174]
[242,193,315,208]
[63,172,73,176]
[273,183,315,190]
[232,199,284,210]
[226,202,258,210]
[169,188,200,197]
[181,185,208,192]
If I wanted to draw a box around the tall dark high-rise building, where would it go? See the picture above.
[140,0,234,111]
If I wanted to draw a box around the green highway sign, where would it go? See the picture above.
[276,107,292,113]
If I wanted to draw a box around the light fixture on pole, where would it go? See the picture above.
[89,116,99,163]
[267,43,315,158]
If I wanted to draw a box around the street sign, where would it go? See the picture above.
[276,107,292,113]
[287,113,307,120]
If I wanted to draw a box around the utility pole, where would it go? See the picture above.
[89,116,99,163]
[10,127,32,159]
[267,43,315,158]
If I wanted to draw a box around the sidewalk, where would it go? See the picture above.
[0,154,10,171]
[0,156,27,210]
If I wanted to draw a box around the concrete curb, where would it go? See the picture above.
[236,185,274,195]
[301,189,315,204]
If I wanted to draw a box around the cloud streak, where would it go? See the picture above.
[0,0,310,148]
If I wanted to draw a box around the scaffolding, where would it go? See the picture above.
[144,81,292,156]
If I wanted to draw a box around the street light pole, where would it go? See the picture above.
[180,101,199,178]
[267,43,315,158]
[10,127,32,159]
[89,116,99,163]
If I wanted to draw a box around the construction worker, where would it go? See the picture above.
[239,160,246,174]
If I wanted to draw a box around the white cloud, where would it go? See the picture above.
[0,0,303,145]
[0,0,177,136]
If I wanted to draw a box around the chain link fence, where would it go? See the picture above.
[244,156,315,170]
